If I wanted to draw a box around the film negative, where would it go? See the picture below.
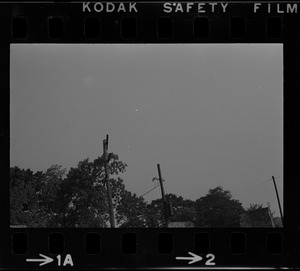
[0,0,299,269]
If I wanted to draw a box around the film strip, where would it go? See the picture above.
[0,0,300,269]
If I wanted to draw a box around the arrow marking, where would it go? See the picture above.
[26,254,53,266]
[176,252,203,265]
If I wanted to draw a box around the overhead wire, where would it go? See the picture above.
[216,177,283,227]
[115,175,280,228]
[197,177,274,228]
[113,182,161,227]
[237,177,273,197]
[139,183,160,198]
[117,182,161,215]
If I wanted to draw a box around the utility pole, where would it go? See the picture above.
[103,135,115,228]
[272,176,284,227]
[157,164,169,227]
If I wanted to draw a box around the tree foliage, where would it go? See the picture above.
[166,193,196,223]
[11,161,268,228]
[143,193,197,227]
[10,167,37,226]
[145,198,164,227]
[110,177,148,227]
[243,204,273,227]
[57,159,108,227]
[10,156,155,228]
[10,156,129,227]
[195,186,244,227]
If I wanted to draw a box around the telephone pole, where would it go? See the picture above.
[157,164,169,227]
[272,176,283,227]
[103,135,115,228]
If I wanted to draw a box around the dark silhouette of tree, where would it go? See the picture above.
[10,155,151,228]
[12,163,261,228]
[10,165,69,227]
[55,157,129,227]
[112,179,148,228]
[143,194,196,227]
[166,193,196,223]
[145,198,164,227]
[243,204,273,227]
[10,167,38,226]
[34,165,67,227]
[195,186,244,227]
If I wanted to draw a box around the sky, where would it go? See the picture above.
[10,44,283,216]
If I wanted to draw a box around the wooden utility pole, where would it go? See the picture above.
[272,176,284,227]
[157,164,169,227]
[103,135,115,228]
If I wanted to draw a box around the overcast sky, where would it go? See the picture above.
[10,44,283,216]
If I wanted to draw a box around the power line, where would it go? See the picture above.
[114,179,166,227]
[118,183,160,215]
[113,185,162,227]
[237,177,272,197]
[139,184,160,198]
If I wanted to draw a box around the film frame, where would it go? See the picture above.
[0,0,300,269]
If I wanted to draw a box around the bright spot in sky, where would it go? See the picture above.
[135,109,138,112]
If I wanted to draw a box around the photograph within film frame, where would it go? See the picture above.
[0,0,299,269]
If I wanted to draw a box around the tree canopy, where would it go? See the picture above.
[11,156,127,227]
[194,186,244,227]
[242,204,274,227]
[10,158,275,228]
